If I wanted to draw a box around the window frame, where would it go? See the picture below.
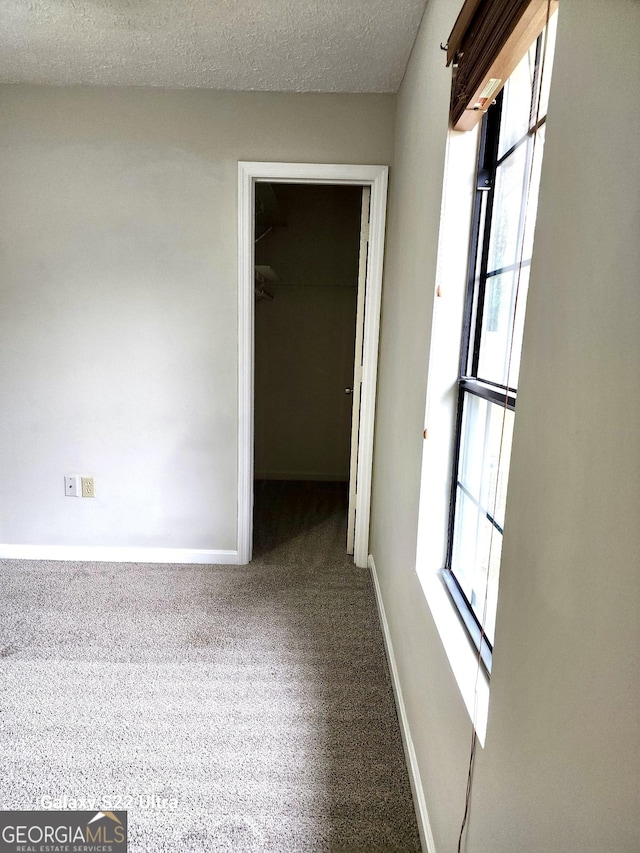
[442,31,550,675]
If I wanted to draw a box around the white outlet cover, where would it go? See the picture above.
[64,475,81,497]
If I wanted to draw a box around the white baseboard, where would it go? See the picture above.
[368,554,436,853]
[0,544,239,565]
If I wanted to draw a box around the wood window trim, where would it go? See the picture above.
[447,0,558,131]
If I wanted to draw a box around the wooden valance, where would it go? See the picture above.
[447,0,558,131]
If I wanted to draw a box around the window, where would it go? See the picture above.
[443,17,557,673]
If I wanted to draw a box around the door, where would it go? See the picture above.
[347,186,370,555]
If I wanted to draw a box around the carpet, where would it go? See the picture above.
[0,480,421,851]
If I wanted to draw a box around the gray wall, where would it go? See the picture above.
[254,184,361,481]
[0,87,394,554]
[370,0,640,850]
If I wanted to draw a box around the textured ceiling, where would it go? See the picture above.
[0,0,428,92]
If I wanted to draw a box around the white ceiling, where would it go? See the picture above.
[0,0,428,93]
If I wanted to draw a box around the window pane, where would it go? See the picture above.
[452,395,514,644]
[498,41,537,158]
[451,489,484,599]
[451,494,502,647]
[458,394,488,504]
[458,395,514,527]
[477,266,531,387]
[465,194,490,375]
[487,141,529,274]
[521,123,546,262]
[536,12,558,120]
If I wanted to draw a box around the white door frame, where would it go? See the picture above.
[347,185,371,556]
[237,162,389,568]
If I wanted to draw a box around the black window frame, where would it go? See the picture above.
[442,32,550,676]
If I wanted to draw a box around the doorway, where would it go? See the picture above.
[253,182,362,558]
[237,163,389,568]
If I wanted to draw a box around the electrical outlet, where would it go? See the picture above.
[81,477,95,498]
[64,475,81,497]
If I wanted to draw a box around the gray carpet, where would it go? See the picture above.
[0,480,421,852]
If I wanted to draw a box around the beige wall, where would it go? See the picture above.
[0,86,394,554]
[254,184,361,481]
[371,0,640,850]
